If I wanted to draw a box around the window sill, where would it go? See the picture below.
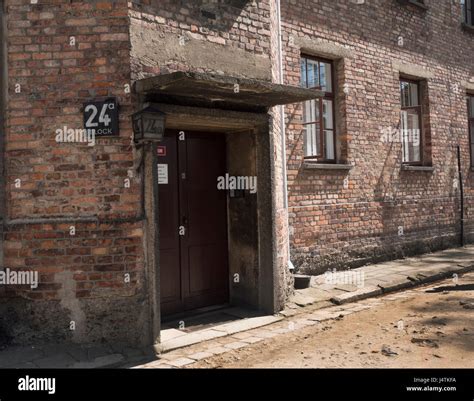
[304,162,353,171]
[462,23,474,34]
[397,0,428,11]
[401,165,434,172]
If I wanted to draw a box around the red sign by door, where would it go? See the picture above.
[157,146,167,156]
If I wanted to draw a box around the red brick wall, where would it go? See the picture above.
[1,0,148,345]
[6,0,136,219]
[280,0,474,273]
[1,0,281,345]
[4,221,143,300]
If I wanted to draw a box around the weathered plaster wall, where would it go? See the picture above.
[129,0,273,81]
[227,132,259,309]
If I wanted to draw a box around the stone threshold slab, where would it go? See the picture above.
[159,315,283,353]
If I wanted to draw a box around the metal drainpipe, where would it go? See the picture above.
[457,145,465,247]
[276,0,294,271]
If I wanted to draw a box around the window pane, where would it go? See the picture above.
[400,81,409,107]
[410,83,419,106]
[305,124,320,157]
[469,96,474,118]
[401,111,408,162]
[401,81,419,107]
[300,58,307,88]
[304,99,319,123]
[401,110,421,163]
[325,130,335,160]
[320,62,332,93]
[322,99,333,130]
[306,59,319,88]
[304,100,312,123]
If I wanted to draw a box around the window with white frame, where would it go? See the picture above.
[400,79,423,164]
[300,55,336,162]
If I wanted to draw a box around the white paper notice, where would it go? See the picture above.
[157,164,168,185]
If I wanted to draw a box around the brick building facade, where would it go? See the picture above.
[282,0,474,274]
[0,0,472,348]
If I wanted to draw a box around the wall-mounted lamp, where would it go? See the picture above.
[132,104,166,144]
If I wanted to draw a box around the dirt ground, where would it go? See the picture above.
[190,273,474,368]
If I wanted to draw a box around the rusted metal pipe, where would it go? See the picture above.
[457,145,465,246]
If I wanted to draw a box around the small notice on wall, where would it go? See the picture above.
[157,164,168,185]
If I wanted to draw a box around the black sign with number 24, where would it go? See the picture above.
[83,98,119,137]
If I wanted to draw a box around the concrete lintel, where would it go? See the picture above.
[397,0,429,11]
[462,80,474,92]
[147,103,268,133]
[393,61,434,80]
[295,37,354,60]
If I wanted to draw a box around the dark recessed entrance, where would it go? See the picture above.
[159,130,229,316]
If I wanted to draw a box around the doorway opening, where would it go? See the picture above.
[158,130,229,317]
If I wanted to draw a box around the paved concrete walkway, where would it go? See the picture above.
[134,245,474,368]
[1,245,473,368]
[287,245,474,311]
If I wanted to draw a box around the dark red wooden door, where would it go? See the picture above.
[159,131,229,316]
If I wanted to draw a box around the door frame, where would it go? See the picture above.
[142,103,283,351]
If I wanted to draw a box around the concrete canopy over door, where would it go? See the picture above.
[134,71,323,112]
[135,72,323,349]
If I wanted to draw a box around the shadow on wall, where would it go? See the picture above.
[287,116,461,275]
[375,140,460,259]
